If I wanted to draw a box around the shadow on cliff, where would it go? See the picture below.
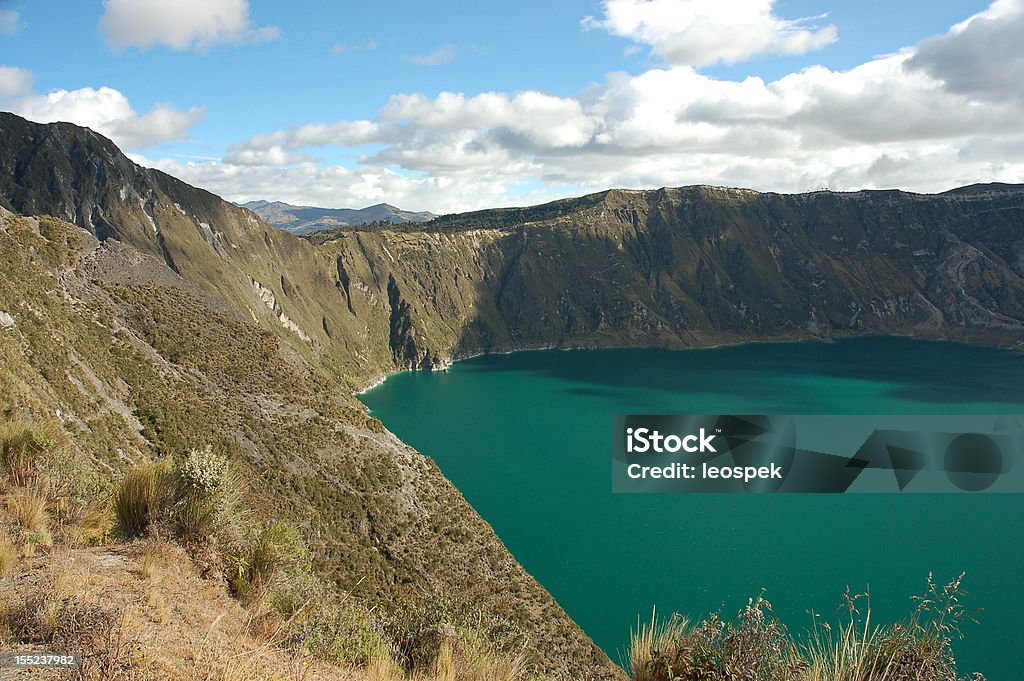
[445,221,1024,407]
[441,187,1024,407]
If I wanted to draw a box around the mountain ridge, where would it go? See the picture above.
[241,198,435,235]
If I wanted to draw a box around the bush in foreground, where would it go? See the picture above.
[629,576,984,681]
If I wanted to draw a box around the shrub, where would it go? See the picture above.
[173,446,240,541]
[176,445,229,497]
[114,447,241,542]
[231,520,311,601]
[288,599,394,668]
[628,596,803,681]
[379,592,530,675]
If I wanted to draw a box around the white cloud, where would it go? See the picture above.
[225,120,407,164]
[0,9,22,35]
[100,0,279,52]
[583,0,837,67]
[402,44,457,66]
[0,65,32,97]
[223,145,312,166]
[4,75,204,150]
[134,1,1023,212]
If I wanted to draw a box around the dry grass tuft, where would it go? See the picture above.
[69,498,116,546]
[629,608,693,681]
[6,483,50,534]
[626,577,984,681]
[139,543,164,584]
[0,419,59,487]
[0,536,16,577]
[114,460,173,538]
[366,653,405,681]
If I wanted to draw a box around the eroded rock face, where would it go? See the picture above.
[316,184,1024,369]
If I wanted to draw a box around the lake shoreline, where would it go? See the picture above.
[354,329,1022,397]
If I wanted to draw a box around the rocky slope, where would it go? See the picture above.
[2,110,1024,677]
[0,113,620,679]
[242,200,435,235]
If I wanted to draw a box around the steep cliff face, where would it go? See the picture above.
[0,207,621,679]
[3,111,1024,679]
[311,185,1024,371]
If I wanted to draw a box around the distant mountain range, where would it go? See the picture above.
[240,199,435,234]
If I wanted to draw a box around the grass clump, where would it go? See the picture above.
[630,595,803,681]
[0,420,57,487]
[0,416,109,550]
[229,520,310,602]
[114,460,174,538]
[6,483,50,534]
[629,609,692,681]
[432,634,531,681]
[628,575,984,681]
[804,575,982,681]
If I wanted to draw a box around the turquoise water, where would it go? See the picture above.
[359,337,1024,678]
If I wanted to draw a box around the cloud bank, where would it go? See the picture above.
[161,0,1020,212]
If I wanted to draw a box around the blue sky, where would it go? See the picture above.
[1,1,1021,211]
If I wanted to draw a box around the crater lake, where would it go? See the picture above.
[359,337,1024,678]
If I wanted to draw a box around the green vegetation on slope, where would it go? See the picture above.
[0,203,617,678]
